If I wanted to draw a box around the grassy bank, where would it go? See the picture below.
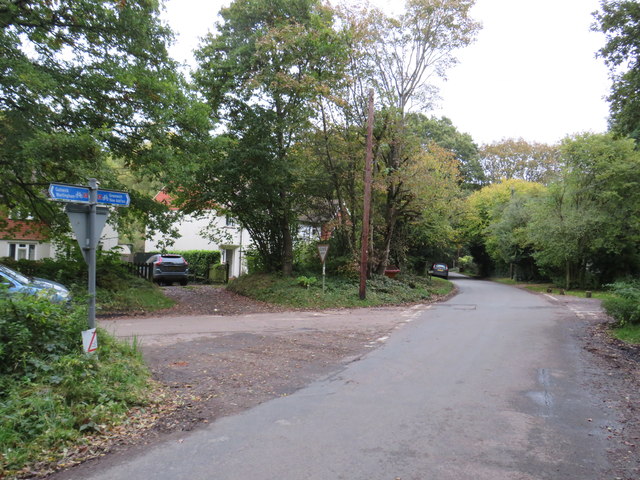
[0,295,157,477]
[227,273,453,309]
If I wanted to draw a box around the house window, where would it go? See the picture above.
[225,215,236,227]
[8,243,36,261]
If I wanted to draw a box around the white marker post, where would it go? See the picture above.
[317,244,329,293]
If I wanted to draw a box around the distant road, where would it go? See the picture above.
[73,275,615,479]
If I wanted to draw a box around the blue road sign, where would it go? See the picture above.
[48,184,90,202]
[49,184,130,207]
[97,189,130,207]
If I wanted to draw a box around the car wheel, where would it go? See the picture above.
[179,279,188,286]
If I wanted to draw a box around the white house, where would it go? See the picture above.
[0,217,122,261]
[146,191,252,278]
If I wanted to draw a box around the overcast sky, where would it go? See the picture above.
[162,0,611,146]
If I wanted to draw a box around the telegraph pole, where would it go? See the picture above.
[359,89,375,300]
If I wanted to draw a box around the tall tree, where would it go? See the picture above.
[461,178,544,277]
[367,0,481,273]
[406,113,484,189]
[0,0,206,235]
[188,0,348,275]
[528,133,640,288]
[479,138,561,184]
[594,0,640,141]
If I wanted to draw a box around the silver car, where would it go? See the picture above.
[0,264,71,303]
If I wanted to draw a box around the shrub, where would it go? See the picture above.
[0,292,152,475]
[209,263,228,283]
[0,293,87,377]
[458,255,476,274]
[296,276,318,288]
[602,280,640,326]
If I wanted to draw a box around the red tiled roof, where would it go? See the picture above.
[153,190,180,210]
[0,219,49,241]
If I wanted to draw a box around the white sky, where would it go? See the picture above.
[162,0,611,146]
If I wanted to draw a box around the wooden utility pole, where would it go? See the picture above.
[359,89,375,300]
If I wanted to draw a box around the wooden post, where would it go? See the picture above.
[359,89,375,300]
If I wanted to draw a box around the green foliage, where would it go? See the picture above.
[181,0,349,275]
[457,255,477,274]
[1,256,174,315]
[528,133,640,288]
[293,241,323,274]
[209,263,229,283]
[610,323,640,344]
[479,138,561,184]
[406,113,484,189]
[461,179,546,278]
[0,0,211,240]
[296,276,318,288]
[0,294,85,376]
[0,296,152,475]
[594,1,640,141]
[227,272,452,309]
[603,280,640,326]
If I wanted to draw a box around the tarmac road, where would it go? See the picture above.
[77,275,615,479]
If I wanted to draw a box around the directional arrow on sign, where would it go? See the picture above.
[49,183,130,207]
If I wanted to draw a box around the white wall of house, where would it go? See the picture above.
[0,239,52,261]
[1,223,121,261]
[146,212,252,278]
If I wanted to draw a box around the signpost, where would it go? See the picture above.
[317,244,329,293]
[49,179,129,351]
[49,183,130,207]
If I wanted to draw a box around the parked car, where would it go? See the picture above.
[430,263,449,279]
[146,254,189,286]
[0,264,71,303]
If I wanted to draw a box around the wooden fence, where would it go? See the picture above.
[126,262,153,281]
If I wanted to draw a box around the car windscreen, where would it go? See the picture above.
[434,264,447,269]
[0,265,31,284]
[161,256,185,264]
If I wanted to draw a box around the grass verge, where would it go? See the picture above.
[94,277,176,315]
[610,324,640,344]
[492,278,615,301]
[227,273,453,309]
[0,297,157,478]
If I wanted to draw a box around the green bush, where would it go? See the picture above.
[0,292,152,475]
[296,275,318,288]
[602,280,640,326]
[245,248,268,274]
[1,251,133,290]
[0,293,86,376]
[457,255,476,274]
[209,263,228,283]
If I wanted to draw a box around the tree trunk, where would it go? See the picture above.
[376,194,397,275]
[282,217,293,277]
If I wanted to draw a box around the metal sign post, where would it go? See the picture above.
[317,244,329,294]
[49,179,129,335]
[88,179,98,329]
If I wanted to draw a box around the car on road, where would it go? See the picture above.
[0,264,71,303]
[430,263,449,279]
[147,254,189,286]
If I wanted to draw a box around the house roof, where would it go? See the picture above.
[0,219,49,241]
[154,189,219,211]
[153,190,180,211]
